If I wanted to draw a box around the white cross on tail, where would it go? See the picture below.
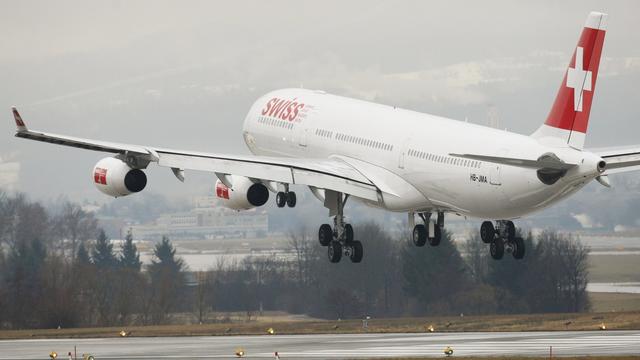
[566,46,592,112]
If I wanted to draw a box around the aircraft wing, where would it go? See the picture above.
[12,107,379,201]
[592,146,640,174]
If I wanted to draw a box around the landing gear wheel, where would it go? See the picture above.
[428,225,442,247]
[412,224,427,247]
[344,224,354,243]
[513,236,525,260]
[490,239,504,260]
[505,221,516,241]
[276,192,286,208]
[480,221,495,244]
[328,241,342,263]
[349,241,363,263]
[286,191,297,207]
[318,224,332,246]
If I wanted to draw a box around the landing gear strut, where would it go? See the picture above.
[480,220,525,260]
[410,211,444,247]
[275,184,296,208]
[318,192,362,263]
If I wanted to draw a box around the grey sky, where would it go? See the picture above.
[2,0,639,202]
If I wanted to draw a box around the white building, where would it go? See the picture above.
[130,196,268,241]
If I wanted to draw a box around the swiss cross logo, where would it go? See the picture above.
[566,46,592,112]
[94,168,107,185]
[215,181,230,199]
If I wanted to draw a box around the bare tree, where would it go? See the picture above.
[54,202,97,260]
[561,236,590,312]
[194,271,213,324]
[463,232,488,283]
[287,226,314,286]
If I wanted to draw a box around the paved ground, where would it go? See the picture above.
[0,331,638,359]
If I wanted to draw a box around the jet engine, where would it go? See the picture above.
[215,175,269,210]
[92,157,147,197]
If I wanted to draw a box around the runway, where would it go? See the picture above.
[0,331,638,359]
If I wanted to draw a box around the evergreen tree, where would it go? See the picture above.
[91,229,116,269]
[148,236,185,324]
[401,229,469,314]
[90,229,118,325]
[485,229,535,313]
[150,236,185,271]
[6,238,47,327]
[119,228,141,271]
[115,229,143,325]
[75,242,91,267]
[71,241,94,326]
[0,246,5,325]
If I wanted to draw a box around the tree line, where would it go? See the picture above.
[0,191,590,329]
[210,224,590,320]
[0,192,186,328]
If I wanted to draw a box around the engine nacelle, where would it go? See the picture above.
[215,175,269,210]
[92,157,147,197]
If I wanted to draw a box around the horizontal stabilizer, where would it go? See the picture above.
[593,145,640,174]
[450,153,576,171]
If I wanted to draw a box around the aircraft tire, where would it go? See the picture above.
[513,237,525,259]
[345,224,354,243]
[286,191,297,207]
[412,224,427,247]
[505,221,516,241]
[319,224,333,246]
[490,239,504,260]
[350,241,363,263]
[328,240,342,263]
[276,192,286,208]
[480,221,495,243]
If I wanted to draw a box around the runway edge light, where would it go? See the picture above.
[444,346,454,357]
[235,347,245,357]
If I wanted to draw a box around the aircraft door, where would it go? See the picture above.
[297,127,308,148]
[489,164,501,185]
[489,149,507,186]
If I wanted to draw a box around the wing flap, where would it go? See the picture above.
[157,151,294,184]
[291,168,378,200]
[157,150,379,201]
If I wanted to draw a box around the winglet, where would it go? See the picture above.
[12,107,28,132]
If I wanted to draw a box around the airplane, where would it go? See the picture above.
[12,11,638,263]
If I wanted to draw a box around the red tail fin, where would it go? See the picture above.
[532,12,607,149]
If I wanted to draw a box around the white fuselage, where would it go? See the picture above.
[242,88,602,219]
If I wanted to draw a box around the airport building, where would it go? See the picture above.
[129,196,269,241]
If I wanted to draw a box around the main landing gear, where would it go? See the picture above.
[275,184,296,208]
[480,220,525,260]
[318,193,363,263]
[411,211,444,247]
